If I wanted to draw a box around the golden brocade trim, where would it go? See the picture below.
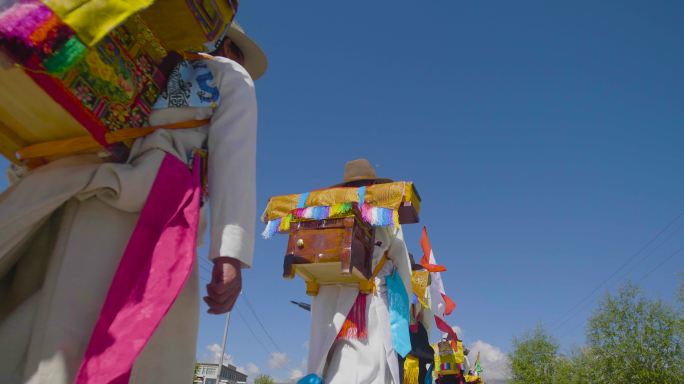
[263,182,420,222]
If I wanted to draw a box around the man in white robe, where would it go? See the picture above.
[303,159,415,384]
[0,22,266,384]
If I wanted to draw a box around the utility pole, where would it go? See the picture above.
[217,311,232,383]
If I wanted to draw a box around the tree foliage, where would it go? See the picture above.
[586,284,684,383]
[509,282,684,383]
[254,374,275,384]
[509,324,559,384]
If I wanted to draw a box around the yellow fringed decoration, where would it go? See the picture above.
[329,203,349,218]
[403,354,420,384]
[279,214,292,232]
[262,182,419,222]
[393,209,401,229]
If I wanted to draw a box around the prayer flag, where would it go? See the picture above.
[421,227,456,316]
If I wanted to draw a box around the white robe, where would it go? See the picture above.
[307,226,414,384]
[0,57,257,383]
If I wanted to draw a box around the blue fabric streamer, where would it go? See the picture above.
[358,186,366,207]
[298,373,323,384]
[424,364,434,384]
[297,192,310,209]
[386,269,411,358]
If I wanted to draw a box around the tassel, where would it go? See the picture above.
[0,1,52,45]
[336,293,367,340]
[329,202,352,217]
[29,13,61,46]
[403,355,420,384]
[393,209,401,228]
[361,203,372,223]
[261,218,281,239]
[278,214,292,232]
[42,35,86,74]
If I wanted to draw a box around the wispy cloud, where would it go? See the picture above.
[246,362,260,376]
[204,343,235,365]
[289,368,304,380]
[469,340,510,382]
[269,351,290,369]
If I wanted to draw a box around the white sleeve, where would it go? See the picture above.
[205,57,257,267]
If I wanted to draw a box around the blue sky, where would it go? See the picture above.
[2,0,683,382]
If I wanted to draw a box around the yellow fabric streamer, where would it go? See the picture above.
[412,270,430,308]
[42,0,155,46]
[454,340,465,364]
[403,354,420,384]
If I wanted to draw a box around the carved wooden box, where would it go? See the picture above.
[283,205,374,295]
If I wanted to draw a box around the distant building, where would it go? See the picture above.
[193,362,247,384]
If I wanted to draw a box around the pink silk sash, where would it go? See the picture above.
[75,153,201,383]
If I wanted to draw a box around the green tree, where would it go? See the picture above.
[509,324,559,384]
[552,347,600,384]
[254,374,275,384]
[586,283,684,383]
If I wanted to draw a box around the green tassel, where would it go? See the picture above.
[43,36,87,75]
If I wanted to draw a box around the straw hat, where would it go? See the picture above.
[333,158,393,187]
[225,21,268,80]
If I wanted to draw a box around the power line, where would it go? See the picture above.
[242,291,283,352]
[553,223,684,333]
[550,208,684,331]
[557,241,684,340]
[234,305,273,355]
[636,242,684,285]
[620,219,684,283]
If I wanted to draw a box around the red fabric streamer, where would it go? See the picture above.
[420,226,447,272]
[337,293,368,340]
[434,315,458,341]
[442,293,457,316]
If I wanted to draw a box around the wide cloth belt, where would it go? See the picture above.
[15,119,211,162]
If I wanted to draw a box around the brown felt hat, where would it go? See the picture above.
[332,158,393,187]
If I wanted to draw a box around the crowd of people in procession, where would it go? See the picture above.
[0,1,487,383]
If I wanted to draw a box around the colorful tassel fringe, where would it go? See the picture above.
[42,35,87,74]
[0,0,86,74]
[292,202,353,221]
[262,201,399,238]
[361,203,397,227]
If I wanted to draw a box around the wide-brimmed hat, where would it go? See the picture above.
[226,21,267,80]
[207,21,268,80]
[333,158,393,187]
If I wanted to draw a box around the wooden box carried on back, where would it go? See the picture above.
[283,205,374,296]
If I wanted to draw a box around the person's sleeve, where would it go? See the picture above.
[205,57,257,267]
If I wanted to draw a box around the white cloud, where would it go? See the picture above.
[469,340,510,382]
[204,343,235,365]
[452,325,463,338]
[246,363,260,375]
[269,352,290,369]
[289,368,304,380]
